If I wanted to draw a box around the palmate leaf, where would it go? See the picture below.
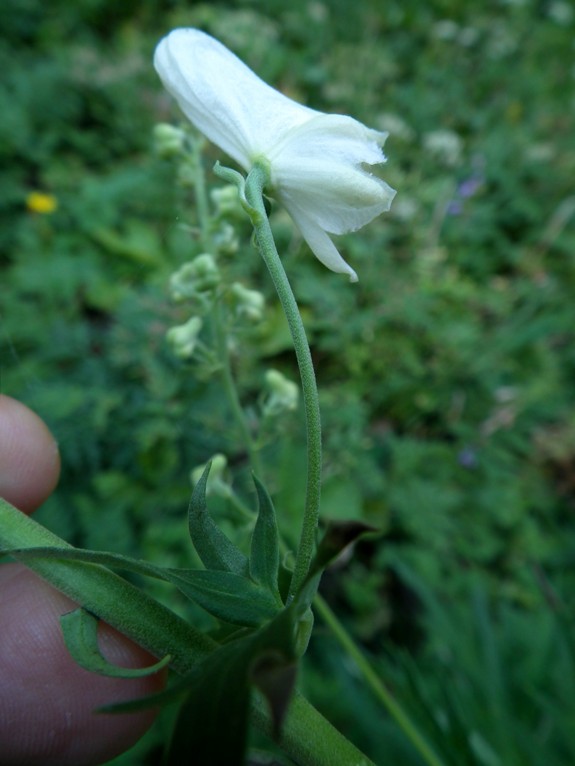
[5,471,287,630]
[1,545,168,580]
[60,607,171,678]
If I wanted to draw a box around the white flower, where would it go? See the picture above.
[154,28,395,282]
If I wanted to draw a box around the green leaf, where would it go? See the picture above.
[189,462,249,576]
[165,605,298,766]
[5,545,279,627]
[60,608,171,678]
[249,475,281,599]
[99,670,205,714]
[3,546,175,585]
[167,568,280,627]
[248,607,299,734]
[165,639,252,766]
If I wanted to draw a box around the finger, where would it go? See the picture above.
[0,565,166,766]
[0,398,167,764]
[0,395,61,514]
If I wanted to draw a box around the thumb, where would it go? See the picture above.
[0,396,166,765]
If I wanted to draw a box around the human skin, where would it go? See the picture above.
[0,395,166,765]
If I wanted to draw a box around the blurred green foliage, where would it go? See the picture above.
[2,0,575,763]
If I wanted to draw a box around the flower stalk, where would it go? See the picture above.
[244,162,322,600]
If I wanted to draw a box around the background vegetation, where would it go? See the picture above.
[2,1,574,763]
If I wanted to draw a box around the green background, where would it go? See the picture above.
[2,1,574,763]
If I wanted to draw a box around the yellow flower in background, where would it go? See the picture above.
[154,28,395,282]
[26,191,58,215]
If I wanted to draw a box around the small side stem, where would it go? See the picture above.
[314,593,446,766]
[190,136,211,247]
[189,142,264,477]
[245,164,322,600]
[212,297,264,477]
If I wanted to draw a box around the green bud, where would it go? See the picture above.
[166,316,202,359]
[176,156,197,188]
[153,123,187,158]
[210,184,242,217]
[264,369,299,415]
[230,282,265,323]
[190,453,230,497]
[213,223,239,256]
[169,254,221,302]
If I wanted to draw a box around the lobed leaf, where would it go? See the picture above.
[249,474,282,600]
[6,545,278,627]
[60,607,171,678]
[167,568,281,627]
[188,462,249,576]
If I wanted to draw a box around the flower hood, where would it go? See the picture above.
[154,28,396,281]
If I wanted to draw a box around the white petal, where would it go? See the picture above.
[270,114,396,234]
[270,113,387,167]
[154,29,396,282]
[277,162,396,235]
[154,29,316,169]
[285,203,358,282]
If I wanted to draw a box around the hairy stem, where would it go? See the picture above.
[244,163,322,600]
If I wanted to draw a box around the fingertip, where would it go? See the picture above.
[0,566,166,765]
[0,395,61,514]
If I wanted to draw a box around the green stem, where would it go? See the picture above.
[190,136,211,248]
[253,690,375,766]
[245,163,322,601]
[314,593,446,766]
[212,297,264,477]
[192,146,264,478]
[0,496,373,765]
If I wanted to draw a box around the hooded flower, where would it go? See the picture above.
[154,28,396,281]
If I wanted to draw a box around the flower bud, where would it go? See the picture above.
[166,316,202,359]
[213,223,239,255]
[169,254,221,302]
[190,453,230,497]
[210,184,242,217]
[264,369,299,415]
[176,156,197,188]
[153,123,187,158]
[230,282,265,323]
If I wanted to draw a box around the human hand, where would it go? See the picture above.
[0,395,165,765]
